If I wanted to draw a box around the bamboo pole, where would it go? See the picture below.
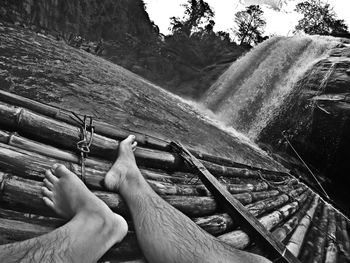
[0,169,305,237]
[309,204,330,263]
[0,89,169,151]
[192,189,305,236]
[0,172,222,217]
[216,191,308,249]
[1,129,281,188]
[246,187,306,217]
[298,202,328,262]
[272,195,314,242]
[336,214,350,263]
[0,139,284,204]
[324,209,338,263]
[0,169,287,219]
[0,103,288,181]
[285,196,319,257]
[0,89,290,175]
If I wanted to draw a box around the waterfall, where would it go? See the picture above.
[201,36,341,139]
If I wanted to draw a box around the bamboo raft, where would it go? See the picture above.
[0,90,349,263]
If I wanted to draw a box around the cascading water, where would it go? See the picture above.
[201,36,341,139]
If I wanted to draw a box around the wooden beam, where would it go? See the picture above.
[171,141,301,263]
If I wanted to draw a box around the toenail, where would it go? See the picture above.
[51,163,59,171]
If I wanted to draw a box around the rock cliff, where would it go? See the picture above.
[258,40,350,211]
[0,0,155,41]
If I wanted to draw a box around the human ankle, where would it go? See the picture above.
[77,210,127,240]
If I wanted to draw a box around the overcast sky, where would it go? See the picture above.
[143,0,350,37]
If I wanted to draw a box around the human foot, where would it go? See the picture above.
[104,135,142,193]
[42,164,128,240]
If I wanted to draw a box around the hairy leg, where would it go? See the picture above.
[0,164,128,263]
[105,135,271,263]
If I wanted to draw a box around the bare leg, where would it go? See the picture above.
[105,135,271,263]
[0,164,128,263]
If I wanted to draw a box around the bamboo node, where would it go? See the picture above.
[16,108,25,128]
[0,173,10,196]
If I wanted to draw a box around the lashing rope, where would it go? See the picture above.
[70,112,94,183]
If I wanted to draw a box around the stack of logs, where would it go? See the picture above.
[0,91,349,262]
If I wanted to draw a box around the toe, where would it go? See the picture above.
[131,141,137,151]
[41,186,54,200]
[124,135,136,145]
[43,178,54,190]
[42,196,54,209]
[45,169,58,184]
[52,164,71,178]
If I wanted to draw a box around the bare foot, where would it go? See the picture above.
[104,135,141,193]
[42,164,128,241]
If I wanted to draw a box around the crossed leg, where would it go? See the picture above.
[0,163,128,263]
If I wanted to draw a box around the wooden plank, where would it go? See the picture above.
[171,141,301,263]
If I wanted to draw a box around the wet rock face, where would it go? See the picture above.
[0,0,154,40]
[259,40,350,211]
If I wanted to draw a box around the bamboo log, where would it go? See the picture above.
[0,170,282,219]
[0,170,303,238]
[246,187,305,217]
[0,89,291,175]
[298,202,328,262]
[0,89,169,151]
[192,213,235,236]
[0,145,277,206]
[1,129,281,189]
[0,134,289,209]
[0,172,222,217]
[192,190,305,236]
[285,196,319,257]
[0,103,288,180]
[272,195,314,242]
[0,103,181,170]
[310,204,330,263]
[324,209,338,263]
[336,214,350,262]
[217,192,307,249]
[0,140,278,200]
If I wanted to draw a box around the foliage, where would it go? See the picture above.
[169,0,215,36]
[234,5,266,46]
[294,0,349,36]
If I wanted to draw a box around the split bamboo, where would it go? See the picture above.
[217,191,308,249]
[285,196,319,257]
[0,103,288,181]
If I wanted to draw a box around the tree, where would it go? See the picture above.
[170,0,214,36]
[295,0,349,36]
[234,5,266,46]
